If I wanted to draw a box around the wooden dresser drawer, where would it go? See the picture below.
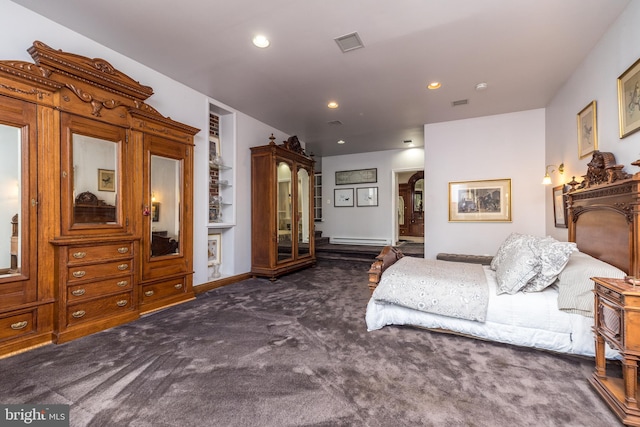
[67,259,132,283]
[67,242,133,265]
[141,278,186,304]
[66,292,133,327]
[67,275,133,302]
[0,310,35,341]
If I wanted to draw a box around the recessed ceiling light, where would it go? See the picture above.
[475,82,488,91]
[252,35,270,48]
[327,101,339,109]
[427,82,441,90]
[337,140,345,144]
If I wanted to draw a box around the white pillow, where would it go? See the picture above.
[495,235,540,295]
[557,251,626,317]
[521,237,577,292]
[491,232,530,271]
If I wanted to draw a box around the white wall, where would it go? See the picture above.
[545,0,640,238]
[424,109,546,259]
[322,148,425,244]
[1,0,289,285]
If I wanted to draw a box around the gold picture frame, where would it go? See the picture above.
[618,57,640,138]
[577,100,597,158]
[448,179,511,222]
[97,168,115,192]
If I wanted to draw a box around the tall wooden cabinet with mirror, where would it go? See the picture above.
[0,41,198,356]
[251,135,315,280]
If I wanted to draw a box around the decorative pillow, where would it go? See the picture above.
[521,237,577,292]
[495,235,540,295]
[491,233,529,271]
[557,251,626,317]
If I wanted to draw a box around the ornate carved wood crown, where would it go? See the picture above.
[569,150,634,191]
[267,133,311,158]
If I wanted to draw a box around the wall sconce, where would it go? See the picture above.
[542,163,564,185]
[151,192,156,202]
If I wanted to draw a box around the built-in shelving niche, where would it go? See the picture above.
[206,101,236,281]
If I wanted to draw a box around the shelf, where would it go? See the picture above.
[207,222,234,229]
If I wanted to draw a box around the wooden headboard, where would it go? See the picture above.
[566,153,640,276]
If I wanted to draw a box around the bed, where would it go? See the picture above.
[366,151,640,359]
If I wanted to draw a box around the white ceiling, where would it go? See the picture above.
[10,0,630,157]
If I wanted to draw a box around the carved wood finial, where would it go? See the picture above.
[268,133,276,146]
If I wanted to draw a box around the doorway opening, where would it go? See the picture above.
[396,170,424,244]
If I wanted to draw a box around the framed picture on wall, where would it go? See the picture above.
[356,187,378,207]
[552,184,569,228]
[97,168,115,192]
[334,188,354,207]
[448,178,511,222]
[207,233,221,264]
[577,100,597,158]
[618,57,640,138]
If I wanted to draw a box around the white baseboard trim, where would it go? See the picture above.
[329,237,391,246]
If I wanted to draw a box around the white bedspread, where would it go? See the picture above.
[366,265,619,359]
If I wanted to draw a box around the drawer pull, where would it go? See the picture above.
[72,310,86,318]
[116,280,128,287]
[144,290,154,297]
[116,300,128,307]
[10,321,28,330]
[72,271,86,278]
[72,251,86,259]
[117,263,129,271]
[71,289,86,296]
[174,284,183,289]
[117,247,129,254]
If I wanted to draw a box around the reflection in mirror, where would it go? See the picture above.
[72,134,118,224]
[0,124,20,277]
[150,155,181,257]
[413,178,424,213]
[297,167,310,257]
[277,162,292,262]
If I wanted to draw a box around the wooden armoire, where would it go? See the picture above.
[250,135,315,280]
[0,41,198,357]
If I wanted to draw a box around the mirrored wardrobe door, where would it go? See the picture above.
[276,161,293,264]
[296,165,311,258]
[0,95,37,305]
[60,113,128,236]
[149,154,182,258]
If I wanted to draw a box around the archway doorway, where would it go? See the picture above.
[397,170,424,243]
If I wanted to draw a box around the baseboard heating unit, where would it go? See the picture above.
[329,237,391,246]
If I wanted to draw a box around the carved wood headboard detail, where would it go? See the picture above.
[567,151,640,276]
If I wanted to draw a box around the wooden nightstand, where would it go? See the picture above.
[591,277,640,426]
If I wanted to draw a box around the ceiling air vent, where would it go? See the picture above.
[327,120,343,126]
[452,99,469,107]
[334,32,364,53]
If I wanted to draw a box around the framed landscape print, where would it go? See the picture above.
[577,100,597,158]
[448,179,511,222]
[618,57,640,138]
[334,188,354,207]
[356,187,378,207]
[335,168,377,185]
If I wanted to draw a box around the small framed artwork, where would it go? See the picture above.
[335,168,377,185]
[334,188,354,207]
[618,57,640,138]
[577,100,597,158]
[98,168,115,192]
[448,178,511,222]
[151,202,160,222]
[207,233,221,264]
[552,184,569,228]
[356,187,378,207]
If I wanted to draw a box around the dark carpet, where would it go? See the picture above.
[0,259,621,426]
